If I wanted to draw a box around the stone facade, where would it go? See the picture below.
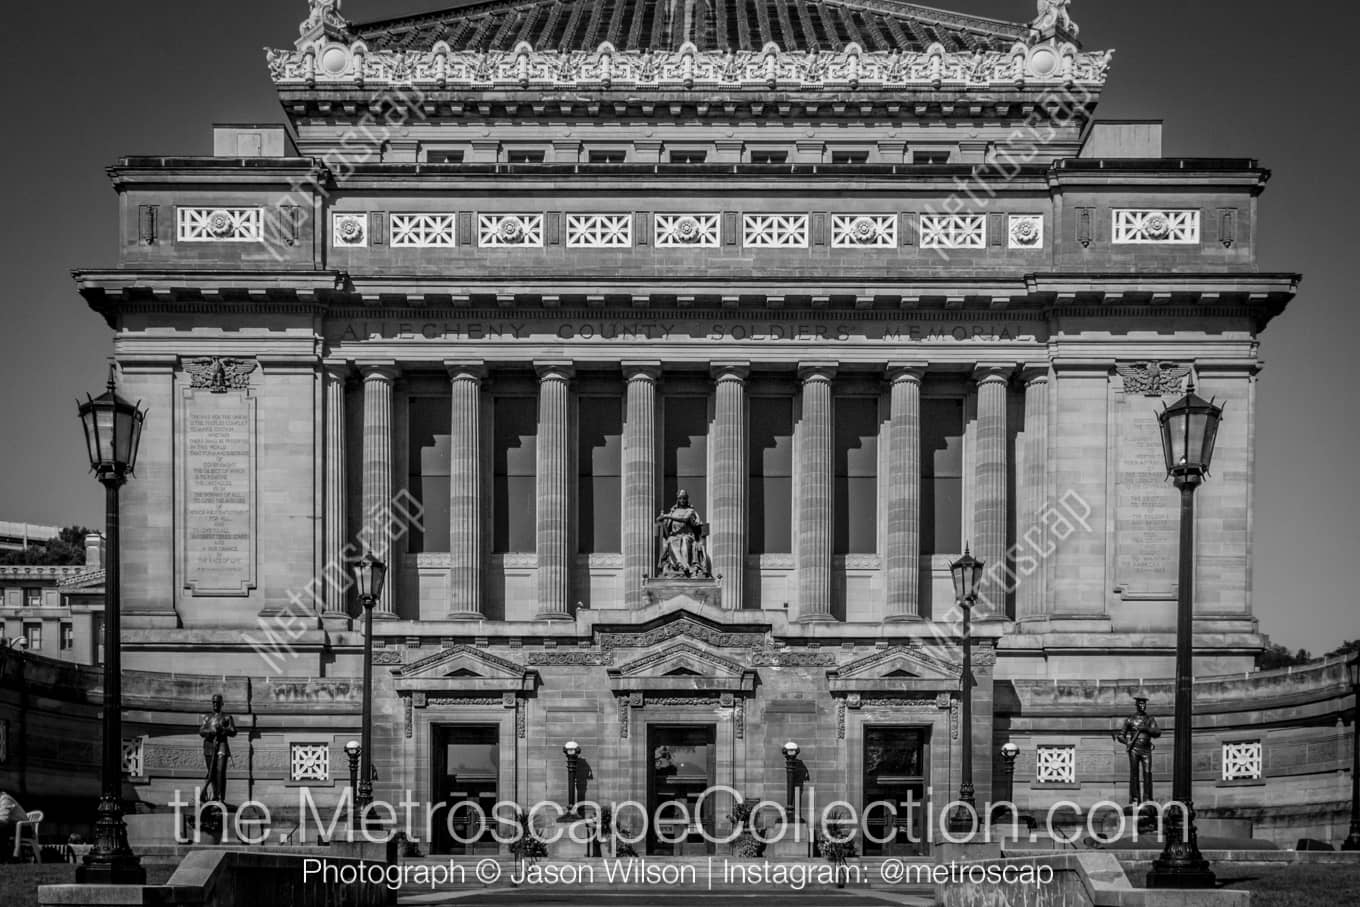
[26,0,1340,854]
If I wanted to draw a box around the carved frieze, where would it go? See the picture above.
[184,358,257,393]
[1116,362,1191,398]
[372,649,404,665]
[598,619,765,651]
[749,649,838,667]
[526,650,615,666]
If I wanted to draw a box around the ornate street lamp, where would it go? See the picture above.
[344,740,362,831]
[1344,656,1360,851]
[783,741,801,818]
[353,554,387,816]
[563,741,582,817]
[75,368,147,885]
[947,546,983,836]
[1000,741,1020,776]
[1147,384,1222,890]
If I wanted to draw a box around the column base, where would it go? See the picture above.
[321,611,352,631]
[535,611,575,621]
[444,611,486,621]
[883,613,924,623]
[797,612,838,623]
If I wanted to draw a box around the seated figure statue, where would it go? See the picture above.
[655,490,712,579]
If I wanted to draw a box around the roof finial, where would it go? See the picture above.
[1032,0,1079,39]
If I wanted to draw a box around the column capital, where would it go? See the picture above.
[887,363,928,384]
[534,361,575,382]
[798,362,838,383]
[445,360,487,382]
[973,363,1016,385]
[323,359,352,381]
[622,361,662,382]
[357,360,400,382]
[711,361,751,382]
[1019,363,1052,385]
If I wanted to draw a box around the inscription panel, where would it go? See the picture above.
[1114,397,1178,596]
[181,390,257,596]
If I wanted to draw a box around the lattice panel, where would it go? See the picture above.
[121,737,145,778]
[1221,741,1262,781]
[332,213,369,247]
[831,214,896,248]
[566,213,633,248]
[654,214,721,247]
[391,213,457,247]
[1112,210,1201,244]
[920,214,987,249]
[478,214,545,247]
[743,214,809,248]
[290,742,331,781]
[1008,214,1044,249]
[177,207,263,243]
[1034,745,1076,784]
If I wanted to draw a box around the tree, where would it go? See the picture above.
[1257,640,1313,671]
[1326,640,1360,658]
[0,526,92,566]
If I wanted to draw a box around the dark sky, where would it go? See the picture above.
[1,1,1356,653]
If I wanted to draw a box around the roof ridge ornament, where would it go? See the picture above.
[1032,0,1079,41]
[298,0,350,50]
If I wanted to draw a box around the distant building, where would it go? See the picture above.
[0,521,62,554]
[0,533,104,664]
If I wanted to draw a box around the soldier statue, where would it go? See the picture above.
[655,490,712,579]
[1112,695,1160,805]
[199,694,238,804]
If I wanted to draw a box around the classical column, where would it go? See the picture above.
[1016,365,1050,621]
[323,362,350,618]
[797,364,836,622]
[884,366,925,621]
[973,364,1013,614]
[711,363,749,610]
[535,362,573,619]
[622,363,660,609]
[360,363,398,617]
[447,362,486,619]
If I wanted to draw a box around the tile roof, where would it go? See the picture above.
[350,0,1031,54]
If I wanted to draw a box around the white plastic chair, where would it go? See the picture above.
[13,809,42,862]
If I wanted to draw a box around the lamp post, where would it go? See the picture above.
[947,546,983,836]
[75,368,147,885]
[1146,384,1221,890]
[344,740,362,831]
[563,741,582,817]
[1000,741,1020,776]
[1343,656,1360,851]
[353,554,387,819]
[783,741,801,819]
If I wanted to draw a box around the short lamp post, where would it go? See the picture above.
[1147,384,1222,890]
[947,546,983,836]
[1000,741,1020,776]
[1344,656,1360,851]
[344,741,362,830]
[783,741,801,819]
[563,741,582,817]
[75,368,147,885]
[353,554,387,816]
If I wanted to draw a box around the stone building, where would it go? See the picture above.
[0,533,105,664]
[7,0,1346,852]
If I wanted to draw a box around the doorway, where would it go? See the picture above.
[430,724,499,855]
[862,725,930,856]
[646,724,717,855]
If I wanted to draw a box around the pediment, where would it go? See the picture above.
[827,646,960,694]
[608,642,756,695]
[395,645,537,694]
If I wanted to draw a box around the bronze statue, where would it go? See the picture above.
[1112,695,1160,804]
[655,490,712,579]
[199,694,237,804]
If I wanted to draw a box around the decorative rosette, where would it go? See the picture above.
[497,217,525,242]
[674,216,701,242]
[208,210,235,238]
[1010,217,1040,247]
[337,216,366,244]
[1142,213,1171,240]
[850,216,879,244]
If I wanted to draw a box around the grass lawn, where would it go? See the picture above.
[1213,863,1360,907]
[0,863,175,907]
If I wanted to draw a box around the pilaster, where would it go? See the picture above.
[535,362,574,620]
[973,364,1013,616]
[797,363,836,622]
[711,363,750,611]
[622,363,660,610]
[359,362,398,617]
[1016,364,1051,622]
[885,365,925,621]
[322,361,350,623]
[446,361,486,619]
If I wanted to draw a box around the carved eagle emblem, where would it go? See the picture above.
[185,358,258,393]
[1116,362,1190,398]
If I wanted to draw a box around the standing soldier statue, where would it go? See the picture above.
[199,694,237,805]
[1113,695,1161,805]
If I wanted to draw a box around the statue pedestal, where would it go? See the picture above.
[642,578,722,609]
